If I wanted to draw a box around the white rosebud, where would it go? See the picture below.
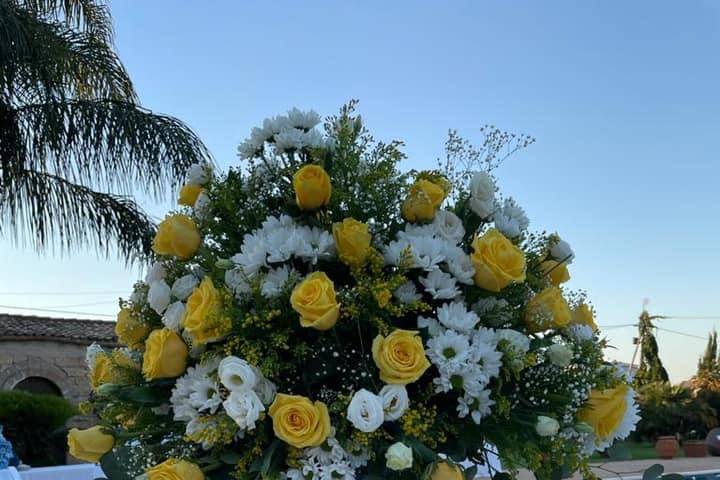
[171,274,199,301]
[547,343,573,367]
[347,389,384,432]
[218,356,258,392]
[551,238,574,264]
[469,171,496,219]
[145,261,166,284]
[385,442,413,471]
[147,280,171,314]
[432,210,465,243]
[186,163,211,186]
[223,390,265,431]
[535,416,560,437]
[162,301,185,331]
[379,384,409,421]
[194,191,211,218]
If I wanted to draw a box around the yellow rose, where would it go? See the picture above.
[540,260,570,287]
[470,228,526,292]
[525,286,572,333]
[142,328,188,380]
[67,426,114,463]
[269,393,331,448]
[372,329,430,385]
[90,353,114,390]
[293,164,332,210]
[429,461,464,480]
[183,277,231,344]
[401,179,447,222]
[577,385,629,441]
[333,218,372,266]
[147,459,204,480]
[152,214,201,260]
[115,308,150,349]
[572,303,598,331]
[178,184,204,207]
[290,272,340,330]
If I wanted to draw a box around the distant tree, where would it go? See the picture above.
[1,0,210,261]
[698,330,718,377]
[634,310,670,386]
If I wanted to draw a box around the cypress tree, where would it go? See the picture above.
[634,310,670,386]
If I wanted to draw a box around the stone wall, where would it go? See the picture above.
[0,339,91,404]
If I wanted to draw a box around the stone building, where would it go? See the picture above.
[0,314,117,404]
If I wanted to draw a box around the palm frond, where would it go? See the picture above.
[13,99,211,198]
[10,0,112,40]
[0,168,155,261]
[1,1,134,103]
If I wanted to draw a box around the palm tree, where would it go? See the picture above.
[0,0,211,261]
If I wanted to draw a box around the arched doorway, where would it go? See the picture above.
[14,376,63,396]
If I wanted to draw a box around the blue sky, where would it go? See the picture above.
[1,0,719,382]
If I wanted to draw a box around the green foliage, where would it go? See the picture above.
[634,311,669,386]
[0,390,77,466]
[1,0,210,261]
[698,330,718,377]
[633,382,716,441]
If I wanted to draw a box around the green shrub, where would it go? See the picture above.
[633,382,717,441]
[0,390,78,466]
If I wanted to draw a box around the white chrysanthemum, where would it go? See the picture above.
[407,236,446,271]
[225,268,252,297]
[494,329,531,354]
[469,171,496,219]
[494,197,529,238]
[284,436,368,480]
[379,385,409,421]
[186,163,211,186]
[457,389,495,425]
[148,280,171,314]
[145,261,167,284]
[223,389,265,431]
[427,330,472,366]
[437,301,479,333]
[419,270,459,300]
[551,238,575,264]
[444,247,475,285]
[303,129,325,148]
[286,108,321,130]
[417,315,444,337]
[567,324,594,342]
[189,377,222,413]
[261,266,297,299]
[274,128,306,151]
[383,239,412,267]
[171,274,198,301]
[171,358,220,422]
[162,301,186,331]
[432,210,465,243]
[347,389,384,433]
[218,356,257,392]
[469,340,503,381]
[394,281,421,304]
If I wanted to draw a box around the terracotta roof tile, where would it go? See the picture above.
[0,313,117,345]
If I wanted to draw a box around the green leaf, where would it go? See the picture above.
[404,437,437,463]
[464,465,478,480]
[642,464,665,480]
[99,450,134,480]
[494,473,513,480]
[250,439,286,476]
[220,451,241,465]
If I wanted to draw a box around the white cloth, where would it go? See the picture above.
[461,446,503,478]
[0,468,22,480]
[17,464,105,480]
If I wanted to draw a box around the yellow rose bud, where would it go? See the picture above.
[183,277,230,344]
[293,164,332,210]
[540,260,570,287]
[333,218,372,266]
[572,303,598,331]
[372,329,430,385]
[577,385,629,441]
[470,228,526,292]
[290,272,340,330]
[178,184,204,207]
[115,308,150,349]
[525,286,572,333]
[269,393,332,448]
[90,353,114,390]
[429,461,464,480]
[147,458,204,480]
[142,328,188,380]
[401,179,446,222]
[67,426,114,463]
[152,214,201,260]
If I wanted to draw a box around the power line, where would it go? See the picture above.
[659,316,720,320]
[655,326,707,340]
[41,300,117,309]
[0,291,125,296]
[599,323,638,329]
[0,304,114,318]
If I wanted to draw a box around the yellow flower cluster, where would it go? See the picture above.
[400,405,444,448]
[184,414,237,449]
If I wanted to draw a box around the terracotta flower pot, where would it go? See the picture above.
[684,440,708,458]
[655,436,680,459]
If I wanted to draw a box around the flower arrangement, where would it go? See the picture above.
[72,103,639,480]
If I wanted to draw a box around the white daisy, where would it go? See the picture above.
[261,266,297,299]
[427,330,471,366]
[494,197,529,238]
[437,301,479,333]
[419,270,459,300]
[444,247,475,285]
[394,281,421,304]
